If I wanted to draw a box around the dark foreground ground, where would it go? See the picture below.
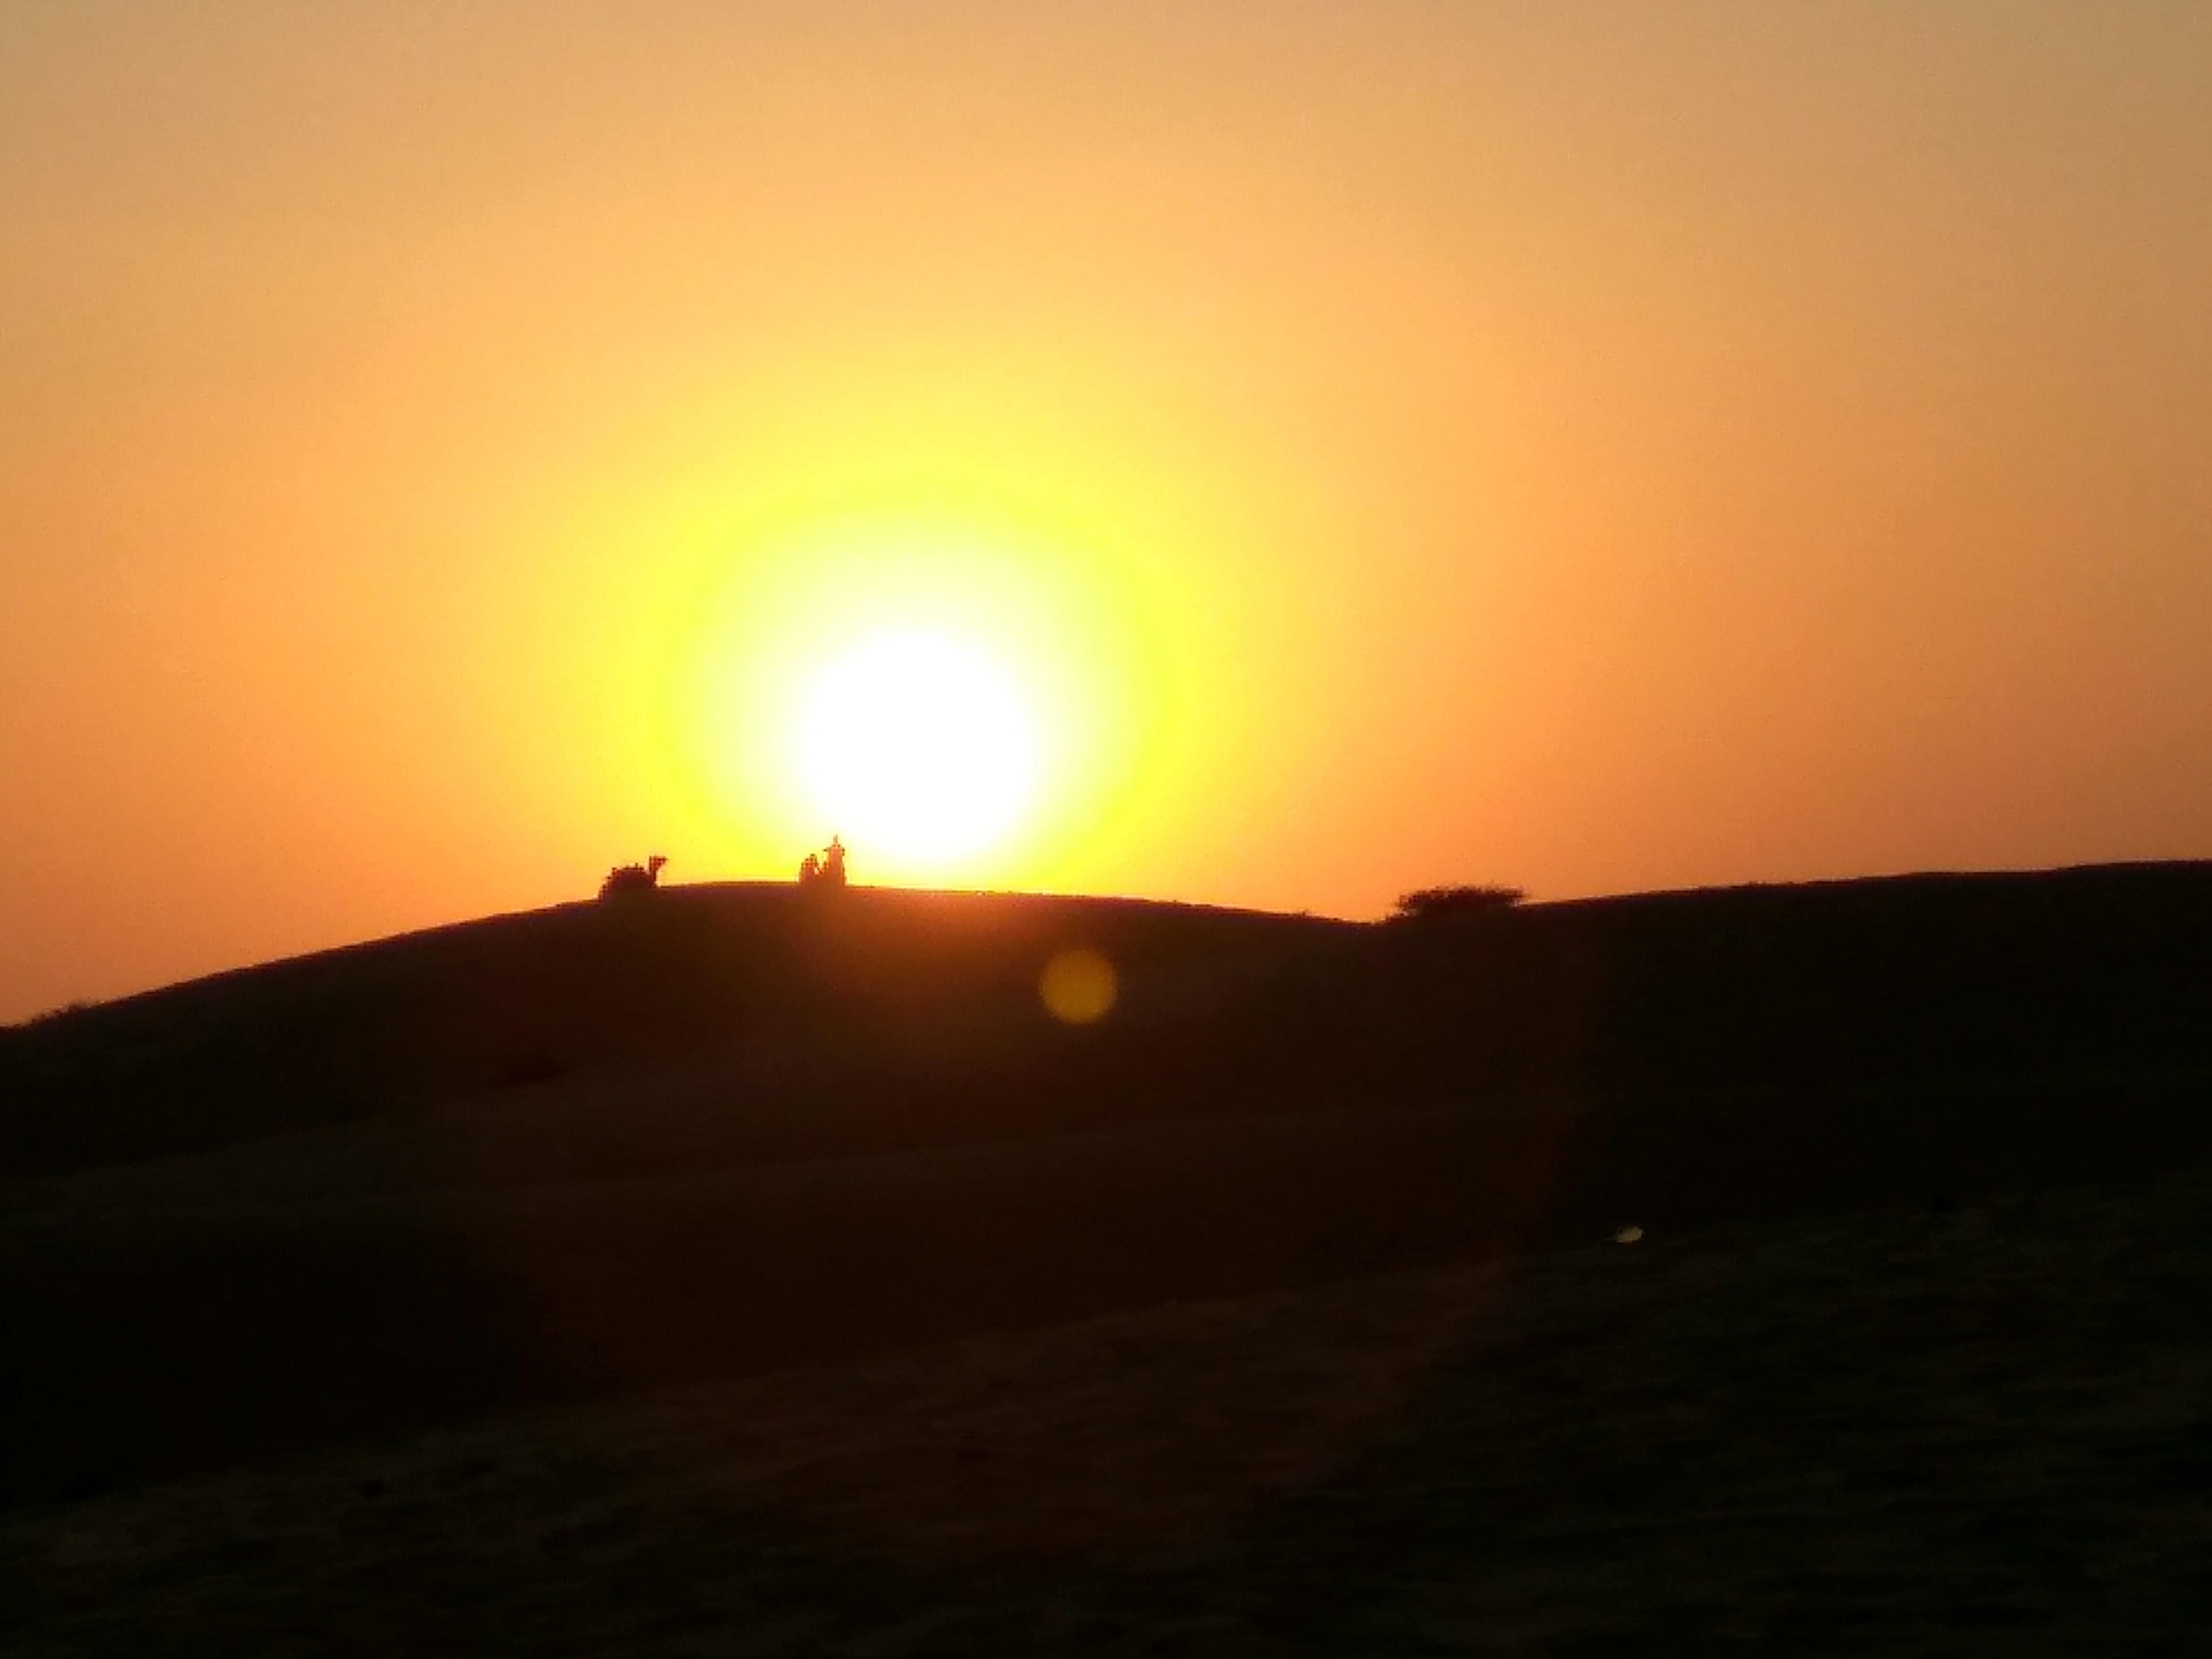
[3,863,2210,1650]
[6,1167,2208,1655]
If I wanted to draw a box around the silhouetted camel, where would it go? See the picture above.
[599,854,667,900]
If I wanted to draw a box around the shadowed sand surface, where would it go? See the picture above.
[7,1172,2209,1654]
[4,867,2210,1649]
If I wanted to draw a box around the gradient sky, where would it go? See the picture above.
[5,2,2210,1020]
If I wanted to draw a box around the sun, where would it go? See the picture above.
[797,631,1037,867]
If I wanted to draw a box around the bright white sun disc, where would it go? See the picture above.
[799,633,1036,863]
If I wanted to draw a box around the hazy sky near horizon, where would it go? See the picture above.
[4,1,2211,1018]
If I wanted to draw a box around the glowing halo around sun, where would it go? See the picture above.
[797,631,1038,867]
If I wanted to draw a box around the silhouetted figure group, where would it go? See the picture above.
[599,854,668,900]
[798,835,847,890]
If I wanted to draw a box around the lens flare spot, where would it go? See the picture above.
[1040,948,1118,1025]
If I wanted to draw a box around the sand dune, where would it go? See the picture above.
[3,865,2211,1647]
[7,1170,2208,1653]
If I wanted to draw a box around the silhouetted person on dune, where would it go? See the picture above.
[797,837,848,891]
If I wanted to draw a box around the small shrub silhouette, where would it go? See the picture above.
[21,1000,93,1028]
[598,854,667,901]
[1392,883,1526,922]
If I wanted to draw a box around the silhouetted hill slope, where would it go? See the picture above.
[6,863,2209,1182]
[0,887,1345,1176]
[2,863,2209,1505]
[1093,861,2212,1165]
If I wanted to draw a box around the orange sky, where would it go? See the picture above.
[5,2,2210,1020]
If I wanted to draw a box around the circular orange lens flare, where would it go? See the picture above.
[1039,948,1118,1024]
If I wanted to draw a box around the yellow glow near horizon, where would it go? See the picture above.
[673,501,1188,890]
[798,630,1036,866]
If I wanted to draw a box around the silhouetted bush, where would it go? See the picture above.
[6,1001,92,1034]
[1391,884,1526,922]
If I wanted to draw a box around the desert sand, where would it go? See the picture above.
[4,866,2210,1651]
